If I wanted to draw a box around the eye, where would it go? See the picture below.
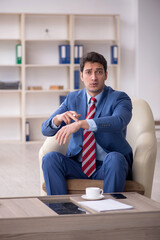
[85,70,91,75]
[97,70,103,75]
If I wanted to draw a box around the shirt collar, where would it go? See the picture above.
[86,90,104,104]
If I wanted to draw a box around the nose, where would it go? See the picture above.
[91,72,96,80]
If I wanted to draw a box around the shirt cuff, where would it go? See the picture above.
[51,118,61,129]
[86,119,97,131]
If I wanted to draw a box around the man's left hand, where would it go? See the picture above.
[56,121,81,145]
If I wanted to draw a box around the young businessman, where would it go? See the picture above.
[42,51,133,195]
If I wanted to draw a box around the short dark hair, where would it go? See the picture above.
[80,52,107,73]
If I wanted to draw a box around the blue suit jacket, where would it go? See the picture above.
[42,86,133,179]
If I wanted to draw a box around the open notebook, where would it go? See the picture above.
[78,199,133,212]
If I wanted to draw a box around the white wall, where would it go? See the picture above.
[0,0,160,119]
[137,0,160,120]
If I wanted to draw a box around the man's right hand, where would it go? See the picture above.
[53,111,81,126]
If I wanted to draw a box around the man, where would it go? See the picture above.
[42,51,133,195]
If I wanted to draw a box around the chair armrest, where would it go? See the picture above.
[39,135,70,195]
[39,135,70,159]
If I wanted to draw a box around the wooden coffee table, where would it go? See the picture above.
[0,192,160,240]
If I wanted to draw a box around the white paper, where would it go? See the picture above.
[78,199,133,212]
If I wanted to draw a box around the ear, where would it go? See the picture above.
[80,72,84,82]
[105,72,108,80]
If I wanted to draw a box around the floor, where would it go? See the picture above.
[0,142,41,197]
[0,141,160,203]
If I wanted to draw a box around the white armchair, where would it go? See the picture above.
[39,98,157,198]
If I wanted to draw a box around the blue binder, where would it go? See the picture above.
[74,70,80,89]
[25,121,30,141]
[59,45,70,64]
[74,45,83,64]
[111,45,118,64]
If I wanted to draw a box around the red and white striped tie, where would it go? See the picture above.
[82,97,97,177]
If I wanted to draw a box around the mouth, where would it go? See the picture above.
[90,83,98,87]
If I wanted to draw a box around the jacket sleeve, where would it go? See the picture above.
[94,92,132,134]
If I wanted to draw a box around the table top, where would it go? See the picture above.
[71,192,160,214]
[1,193,160,240]
[0,192,160,219]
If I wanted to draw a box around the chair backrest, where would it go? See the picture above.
[127,98,156,153]
[126,98,157,197]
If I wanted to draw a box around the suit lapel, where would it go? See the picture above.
[95,86,109,117]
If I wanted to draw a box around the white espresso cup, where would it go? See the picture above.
[86,187,103,198]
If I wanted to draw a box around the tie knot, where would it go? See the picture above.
[91,97,97,103]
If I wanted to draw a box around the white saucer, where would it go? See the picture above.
[81,194,104,200]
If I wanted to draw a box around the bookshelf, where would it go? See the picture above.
[0,13,120,142]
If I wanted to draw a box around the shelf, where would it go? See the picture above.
[74,64,118,68]
[25,89,70,93]
[74,39,117,43]
[0,13,120,142]
[0,90,22,93]
[0,115,22,119]
[0,64,21,67]
[108,64,119,68]
[0,140,22,144]
[25,39,70,42]
[25,140,45,144]
[26,114,50,119]
[25,64,70,68]
[0,38,21,41]
[25,39,117,43]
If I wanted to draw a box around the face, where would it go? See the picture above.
[80,62,107,97]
